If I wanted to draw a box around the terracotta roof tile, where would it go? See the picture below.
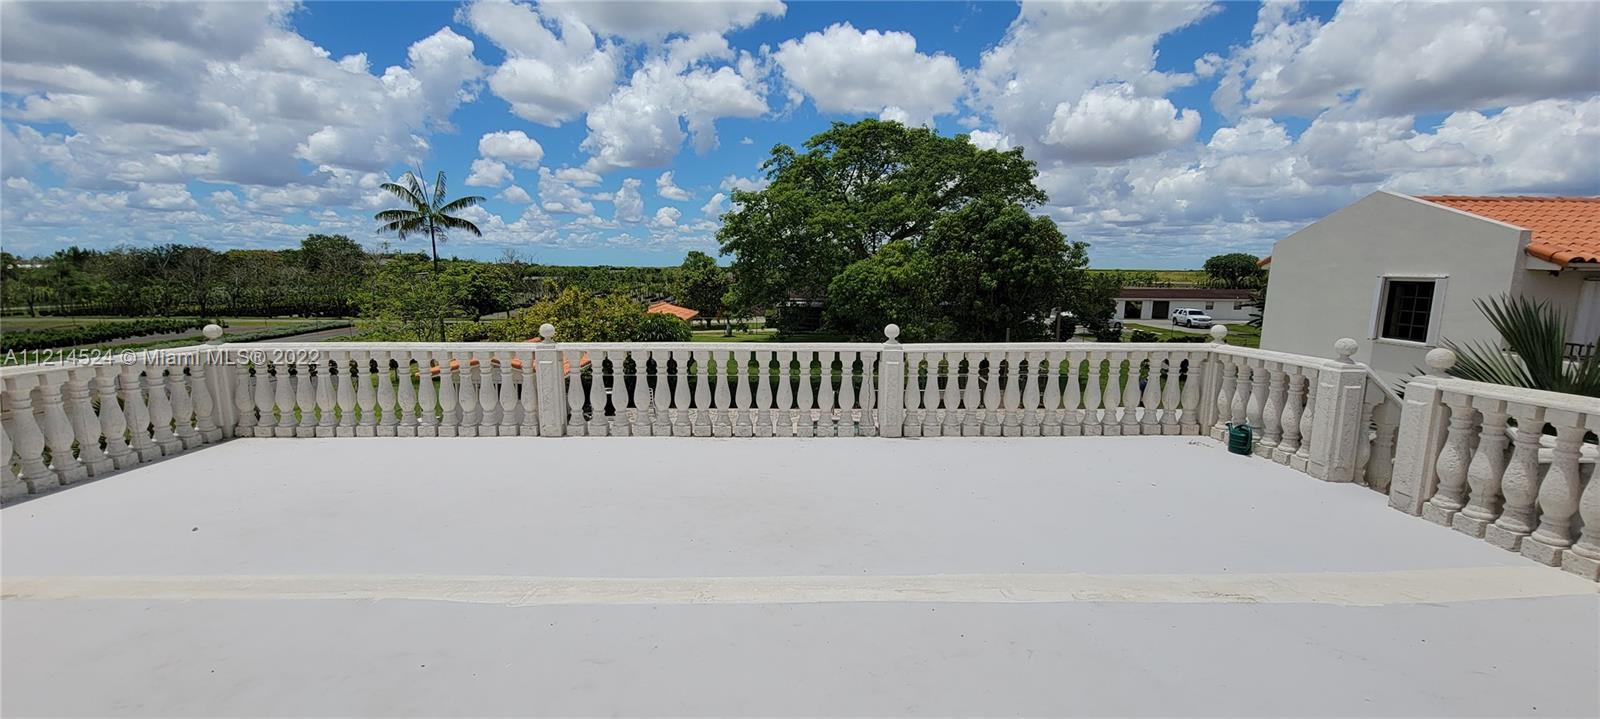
[647,301,700,321]
[1418,195,1600,267]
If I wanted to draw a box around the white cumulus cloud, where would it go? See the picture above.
[774,23,963,126]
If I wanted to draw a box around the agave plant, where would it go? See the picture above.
[1442,294,1600,397]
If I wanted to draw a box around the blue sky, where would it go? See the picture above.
[2,1,1596,268]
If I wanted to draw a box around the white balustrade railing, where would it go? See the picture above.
[1388,348,1600,581]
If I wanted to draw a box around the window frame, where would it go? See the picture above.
[1370,274,1449,346]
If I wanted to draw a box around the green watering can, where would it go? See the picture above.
[1226,423,1253,455]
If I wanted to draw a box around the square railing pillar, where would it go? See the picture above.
[879,325,905,437]
[1385,351,1458,515]
[533,324,565,437]
[1306,339,1370,483]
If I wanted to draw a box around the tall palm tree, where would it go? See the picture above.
[374,170,485,340]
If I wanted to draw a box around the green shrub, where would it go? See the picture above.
[634,313,693,342]
[0,318,215,352]
[1129,329,1159,343]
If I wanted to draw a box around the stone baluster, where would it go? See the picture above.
[1082,352,1103,436]
[1001,351,1024,437]
[165,367,197,448]
[564,350,586,436]
[122,363,159,461]
[314,358,336,437]
[0,419,22,500]
[1119,354,1143,435]
[1227,360,1250,431]
[480,352,504,436]
[264,361,292,438]
[1563,413,1600,579]
[437,352,459,436]
[733,351,754,438]
[1291,372,1316,472]
[1178,352,1202,435]
[1022,352,1044,437]
[1211,355,1237,438]
[390,355,413,437]
[1273,369,1305,464]
[95,365,134,469]
[1101,353,1125,436]
[712,350,733,437]
[752,350,773,438]
[233,364,256,436]
[1245,362,1268,443]
[1522,410,1587,566]
[1257,365,1285,457]
[1158,354,1181,435]
[816,350,838,437]
[5,377,56,492]
[1366,398,1401,492]
[940,354,962,436]
[611,350,636,437]
[65,368,111,476]
[412,353,437,437]
[455,352,479,435]
[691,350,712,437]
[372,352,397,436]
[978,352,1002,437]
[1422,392,1475,526]
[190,360,220,443]
[775,350,796,437]
[293,359,317,438]
[36,373,88,483]
[497,353,519,437]
[901,351,924,437]
[336,357,358,437]
[859,351,878,436]
[1453,397,1510,536]
[354,352,378,437]
[1042,352,1065,437]
[671,349,692,437]
[1062,354,1083,436]
[519,351,539,437]
[252,361,276,438]
[956,352,979,436]
[146,367,182,453]
[1140,354,1164,436]
[839,350,860,437]
[645,350,668,437]
[795,351,816,438]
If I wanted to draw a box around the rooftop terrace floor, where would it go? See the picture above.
[4,436,1597,717]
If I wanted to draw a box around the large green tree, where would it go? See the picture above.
[671,251,730,329]
[923,199,1088,341]
[718,119,1046,311]
[824,241,939,341]
[1203,252,1266,289]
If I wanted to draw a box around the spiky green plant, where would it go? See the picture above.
[1442,294,1600,397]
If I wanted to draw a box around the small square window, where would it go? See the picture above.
[1232,301,1245,311]
[1381,280,1435,343]
[1204,302,1214,310]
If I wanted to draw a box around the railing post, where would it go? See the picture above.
[879,325,904,437]
[1307,338,1369,483]
[533,324,564,437]
[201,325,236,438]
[1386,348,1455,515]
[1201,325,1228,434]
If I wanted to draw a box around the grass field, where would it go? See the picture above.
[1088,269,1208,284]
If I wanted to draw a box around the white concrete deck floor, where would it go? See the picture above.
[3,436,1597,717]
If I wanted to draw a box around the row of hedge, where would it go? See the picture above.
[0,318,219,352]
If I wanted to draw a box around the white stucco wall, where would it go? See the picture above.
[1114,297,1255,322]
[1261,191,1530,385]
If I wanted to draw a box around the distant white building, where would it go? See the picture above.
[1113,287,1256,323]
[1260,191,1600,384]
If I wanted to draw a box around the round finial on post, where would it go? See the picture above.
[202,323,224,344]
[884,323,900,344]
[1333,337,1359,363]
[1425,347,1457,376]
[1209,324,1228,344]
[539,323,556,341]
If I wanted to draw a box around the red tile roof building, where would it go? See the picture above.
[647,301,700,321]
[1417,196,1600,267]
